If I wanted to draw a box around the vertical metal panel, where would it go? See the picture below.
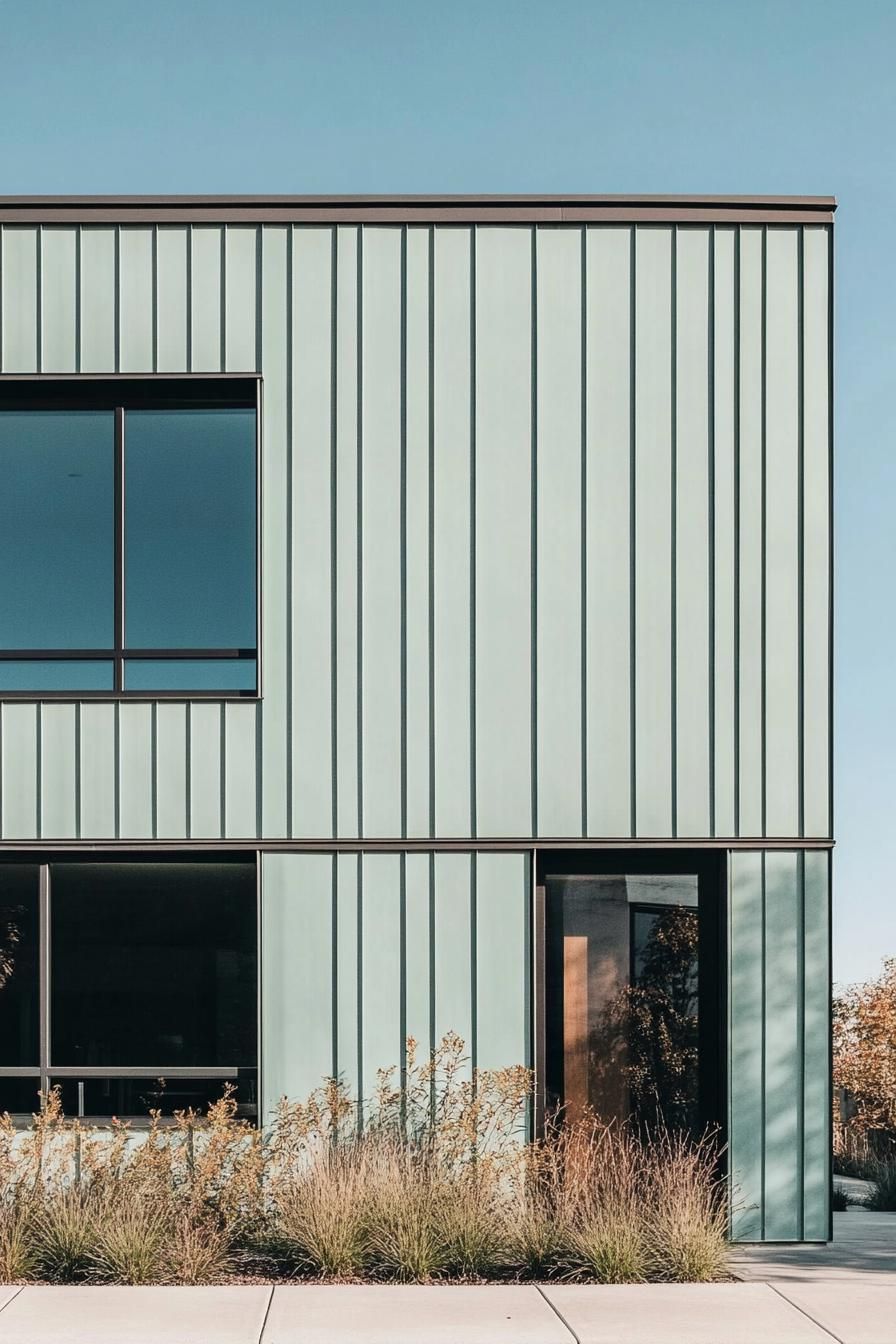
[432,227,472,836]
[259,226,290,836]
[536,228,583,836]
[224,227,258,372]
[79,228,116,372]
[728,847,831,1242]
[118,228,153,373]
[261,850,530,1119]
[764,231,800,838]
[360,851,402,1099]
[737,229,764,837]
[713,229,737,837]
[154,702,188,839]
[117,702,153,839]
[189,227,223,372]
[475,851,529,1072]
[335,851,361,1099]
[404,229,432,838]
[474,227,532,837]
[78,703,116,838]
[291,227,334,838]
[39,704,77,838]
[433,852,473,1073]
[802,849,831,1240]
[1,228,38,372]
[155,227,188,372]
[40,229,77,372]
[762,849,800,1238]
[334,226,360,838]
[674,229,711,836]
[585,228,632,836]
[802,229,831,838]
[224,703,258,838]
[188,702,222,838]
[261,852,334,1120]
[360,229,403,837]
[403,851,432,1052]
[634,228,673,836]
[728,849,764,1240]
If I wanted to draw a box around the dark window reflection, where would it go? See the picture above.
[53,1072,257,1122]
[51,862,257,1069]
[0,865,39,1067]
[0,1077,41,1117]
[124,410,256,650]
[0,412,114,649]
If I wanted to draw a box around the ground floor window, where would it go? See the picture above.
[0,856,257,1121]
[541,852,724,1135]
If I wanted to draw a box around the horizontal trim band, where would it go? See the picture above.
[0,194,836,225]
[0,837,835,854]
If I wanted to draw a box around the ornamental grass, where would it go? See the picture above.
[0,1033,729,1285]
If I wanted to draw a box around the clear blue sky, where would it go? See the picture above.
[0,0,890,984]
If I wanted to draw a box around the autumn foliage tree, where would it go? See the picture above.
[833,958,896,1141]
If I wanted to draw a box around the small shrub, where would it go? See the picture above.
[645,1130,729,1283]
[32,1190,100,1282]
[90,1201,170,1285]
[362,1147,446,1283]
[166,1215,232,1285]
[436,1170,507,1280]
[0,1205,37,1283]
[562,1208,648,1283]
[832,1183,851,1211]
[864,1158,896,1212]
[274,1150,367,1279]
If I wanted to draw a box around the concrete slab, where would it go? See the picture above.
[541,1282,836,1343]
[0,1286,23,1312]
[776,1282,896,1344]
[262,1285,573,1344]
[732,1211,896,1283]
[0,1285,273,1344]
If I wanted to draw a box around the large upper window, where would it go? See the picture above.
[0,857,257,1121]
[0,379,258,696]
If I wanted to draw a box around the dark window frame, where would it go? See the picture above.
[0,849,260,1123]
[0,374,262,702]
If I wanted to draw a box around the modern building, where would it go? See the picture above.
[0,194,833,1242]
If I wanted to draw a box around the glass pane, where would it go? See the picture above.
[53,1073,257,1122]
[0,1077,41,1117]
[51,861,257,1068]
[124,659,256,692]
[124,410,256,649]
[545,874,701,1131]
[0,865,39,1066]
[0,412,114,648]
[0,660,114,692]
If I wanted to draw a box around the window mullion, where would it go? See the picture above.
[114,406,125,692]
[39,863,50,1104]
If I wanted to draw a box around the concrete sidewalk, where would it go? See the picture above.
[0,1280,893,1344]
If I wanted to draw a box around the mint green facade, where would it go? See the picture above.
[0,201,833,1241]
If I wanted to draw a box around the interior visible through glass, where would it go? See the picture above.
[545,874,701,1131]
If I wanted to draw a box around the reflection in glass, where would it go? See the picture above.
[0,866,39,1066]
[124,410,256,649]
[0,412,114,649]
[0,661,114,692]
[124,659,256,692]
[545,875,700,1132]
[51,862,257,1068]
